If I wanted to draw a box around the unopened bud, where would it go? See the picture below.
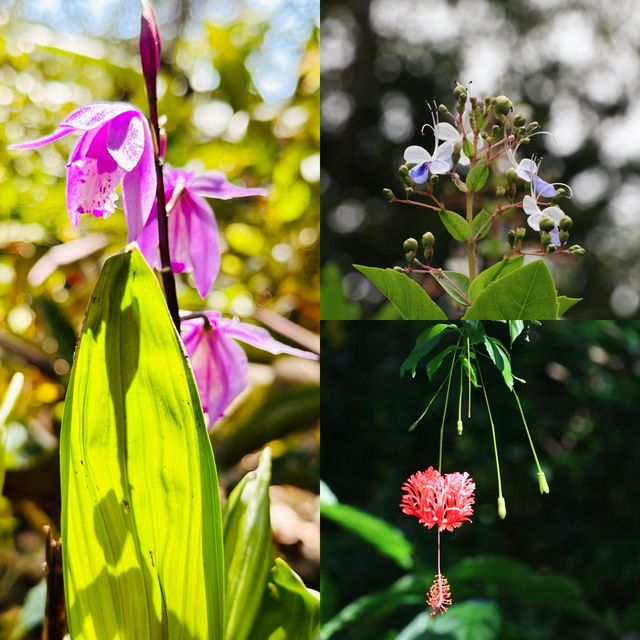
[540,231,551,247]
[547,244,556,254]
[403,238,419,252]
[554,187,566,198]
[393,266,404,272]
[421,231,435,248]
[382,188,395,202]
[507,229,517,247]
[453,84,467,101]
[497,496,507,519]
[506,167,518,184]
[140,0,162,99]
[399,165,412,187]
[457,419,463,435]
[539,215,555,232]
[494,95,513,116]
[513,113,526,127]
[438,104,448,113]
[405,251,417,263]
[516,227,526,240]
[569,244,586,256]
[521,137,531,144]
[491,124,502,138]
[429,173,439,185]
[537,470,550,494]
[559,230,570,244]
[559,216,573,231]
[470,96,478,107]
[496,185,506,197]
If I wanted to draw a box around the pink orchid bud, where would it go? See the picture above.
[140,0,161,99]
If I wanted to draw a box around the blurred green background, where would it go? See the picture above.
[321,320,640,639]
[0,1,319,637]
[321,0,640,319]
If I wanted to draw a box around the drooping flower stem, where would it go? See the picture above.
[466,337,471,418]
[477,359,506,518]
[438,338,461,472]
[457,360,463,435]
[465,189,476,279]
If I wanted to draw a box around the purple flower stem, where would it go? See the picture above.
[147,96,180,331]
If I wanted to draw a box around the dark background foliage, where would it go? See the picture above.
[321,320,640,639]
[321,0,640,319]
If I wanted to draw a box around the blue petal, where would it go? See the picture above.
[409,162,429,184]
[535,176,556,198]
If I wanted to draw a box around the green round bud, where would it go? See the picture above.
[453,84,467,100]
[537,470,550,494]
[438,103,448,113]
[569,245,586,257]
[470,96,477,106]
[403,237,419,252]
[521,137,531,144]
[429,173,439,185]
[554,188,566,198]
[405,251,417,263]
[496,185,506,197]
[547,244,556,254]
[491,124,502,137]
[516,227,526,240]
[513,113,526,127]
[497,496,507,520]
[405,186,414,194]
[421,231,435,248]
[382,188,395,202]
[539,215,555,232]
[559,216,573,231]
[559,230,570,244]
[485,97,492,107]
[507,229,517,246]
[506,167,518,183]
[540,231,551,247]
[494,95,513,116]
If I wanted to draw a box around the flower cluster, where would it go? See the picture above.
[400,466,475,532]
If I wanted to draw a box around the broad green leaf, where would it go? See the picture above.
[224,449,272,640]
[466,163,489,192]
[400,324,457,377]
[460,355,479,387]
[60,246,224,640]
[430,601,501,640]
[557,295,582,316]
[461,320,485,344]
[509,320,525,346]
[483,336,513,390]
[464,260,559,320]
[250,559,320,640]
[353,266,447,320]
[430,271,470,307]
[468,256,524,300]
[471,209,492,240]
[321,499,414,570]
[462,138,474,160]
[320,262,360,320]
[437,211,472,242]
[426,344,460,380]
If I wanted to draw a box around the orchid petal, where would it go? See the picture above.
[136,204,161,269]
[523,195,539,216]
[404,145,430,164]
[123,119,156,241]
[190,172,267,200]
[8,126,75,150]
[435,122,460,143]
[409,162,429,184]
[60,102,137,131]
[107,112,145,172]
[219,317,318,359]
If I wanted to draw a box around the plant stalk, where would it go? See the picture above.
[466,189,476,279]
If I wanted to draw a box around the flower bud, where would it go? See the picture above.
[507,229,517,247]
[516,227,526,240]
[405,251,417,263]
[399,165,412,187]
[491,124,502,138]
[513,113,526,127]
[421,231,435,248]
[547,244,556,254]
[382,188,396,202]
[438,104,448,113]
[497,496,507,519]
[470,96,478,107]
[537,470,550,494]
[538,215,555,232]
[496,185,506,197]
[559,216,572,231]
[453,84,467,101]
[569,244,586,256]
[540,231,551,247]
[494,95,513,116]
[423,247,433,263]
[457,419,463,435]
[403,238,419,252]
[140,0,162,100]
[559,230,570,244]
[521,137,531,145]
[429,174,439,186]
[506,167,518,184]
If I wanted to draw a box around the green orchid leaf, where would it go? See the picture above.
[471,209,492,240]
[468,256,524,301]
[483,336,514,390]
[400,324,457,377]
[438,210,472,242]
[321,496,414,570]
[464,260,559,320]
[250,558,320,640]
[60,245,224,640]
[557,296,582,316]
[431,271,471,307]
[353,266,447,320]
[223,449,273,640]
[466,163,490,192]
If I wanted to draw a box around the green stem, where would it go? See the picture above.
[466,337,471,418]
[477,359,503,500]
[513,389,543,472]
[438,339,460,473]
[466,190,476,279]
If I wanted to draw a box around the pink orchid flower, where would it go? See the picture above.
[181,311,318,430]
[9,102,156,240]
[136,166,267,298]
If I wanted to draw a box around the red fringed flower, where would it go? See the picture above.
[427,573,452,616]
[400,466,475,532]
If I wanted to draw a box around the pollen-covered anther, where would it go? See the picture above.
[427,573,452,616]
